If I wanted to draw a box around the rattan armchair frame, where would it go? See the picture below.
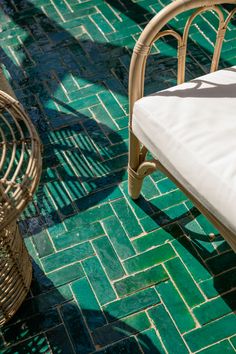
[128,0,236,251]
[0,68,42,325]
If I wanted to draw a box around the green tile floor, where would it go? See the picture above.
[0,0,236,353]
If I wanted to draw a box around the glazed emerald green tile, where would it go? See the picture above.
[184,314,236,352]
[111,198,143,238]
[230,335,236,350]
[46,325,74,354]
[197,340,236,354]
[41,242,94,273]
[102,216,135,260]
[157,178,177,194]
[114,265,168,296]
[193,290,236,325]
[91,13,114,34]
[156,280,196,333]
[172,237,211,282]
[98,91,125,119]
[52,222,105,250]
[93,236,125,280]
[97,337,142,354]
[151,190,188,210]
[133,224,183,252]
[124,244,176,274]
[206,251,236,275]
[148,305,189,354]
[32,230,54,258]
[71,277,106,330]
[82,256,116,305]
[103,288,160,320]
[46,262,85,288]
[141,176,160,200]
[2,0,236,352]
[165,257,204,307]
[60,301,95,353]
[120,181,154,219]
[64,204,113,228]
[137,328,166,354]
[200,269,236,299]
[90,104,118,130]
[93,312,150,347]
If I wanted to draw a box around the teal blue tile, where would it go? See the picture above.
[71,277,106,330]
[93,236,125,280]
[165,257,205,307]
[148,305,189,354]
[137,328,166,354]
[41,242,94,273]
[112,198,143,238]
[82,256,116,305]
[102,216,135,260]
[193,290,236,325]
[114,265,168,296]
[104,288,160,321]
[184,314,236,352]
[197,340,235,354]
[52,222,105,250]
[124,244,176,274]
[156,280,196,333]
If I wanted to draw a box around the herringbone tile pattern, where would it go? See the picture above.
[0,0,235,353]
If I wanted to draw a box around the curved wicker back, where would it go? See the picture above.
[129,0,236,121]
[0,90,42,231]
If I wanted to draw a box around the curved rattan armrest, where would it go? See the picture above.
[129,0,236,122]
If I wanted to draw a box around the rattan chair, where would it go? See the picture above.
[128,0,236,252]
[0,68,42,325]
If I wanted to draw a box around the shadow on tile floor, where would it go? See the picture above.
[1,262,158,354]
[134,195,236,313]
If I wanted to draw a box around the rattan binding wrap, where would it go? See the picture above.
[0,88,42,326]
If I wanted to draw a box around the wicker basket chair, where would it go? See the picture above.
[129,0,236,251]
[0,68,42,325]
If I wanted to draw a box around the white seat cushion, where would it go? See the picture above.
[132,66,236,235]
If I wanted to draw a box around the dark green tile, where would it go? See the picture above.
[93,312,150,347]
[206,251,236,275]
[93,236,125,280]
[96,337,142,354]
[46,324,74,354]
[200,269,236,298]
[60,301,95,353]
